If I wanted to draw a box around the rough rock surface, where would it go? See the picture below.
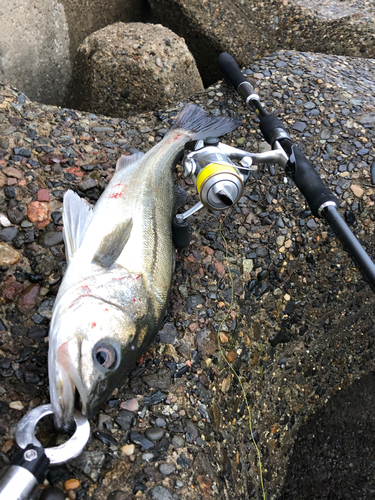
[67,23,204,118]
[0,0,150,106]
[0,48,374,499]
[147,0,375,86]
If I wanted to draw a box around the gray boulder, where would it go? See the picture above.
[0,0,146,106]
[67,22,204,118]
[147,0,375,85]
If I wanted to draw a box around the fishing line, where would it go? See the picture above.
[216,210,266,500]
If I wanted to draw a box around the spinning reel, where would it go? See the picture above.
[172,136,288,248]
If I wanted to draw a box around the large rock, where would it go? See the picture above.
[147,0,375,85]
[0,0,149,105]
[67,22,204,118]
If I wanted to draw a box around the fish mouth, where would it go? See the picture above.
[54,338,89,431]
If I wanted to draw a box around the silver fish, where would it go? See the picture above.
[48,104,240,429]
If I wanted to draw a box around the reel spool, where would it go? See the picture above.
[183,139,247,211]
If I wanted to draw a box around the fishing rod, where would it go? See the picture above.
[217,52,375,291]
[174,53,375,292]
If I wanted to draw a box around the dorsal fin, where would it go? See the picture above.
[63,190,94,262]
[116,152,144,171]
[92,218,133,269]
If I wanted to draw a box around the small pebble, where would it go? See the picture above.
[120,398,139,412]
[145,427,164,441]
[172,436,185,448]
[159,463,176,476]
[226,350,238,363]
[121,444,135,456]
[9,401,23,410]
[64,479,80,490]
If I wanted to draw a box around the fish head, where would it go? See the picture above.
[49,277,151,430]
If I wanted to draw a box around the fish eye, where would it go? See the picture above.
[94,343,117,369]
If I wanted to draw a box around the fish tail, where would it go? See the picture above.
[170,104,241,140]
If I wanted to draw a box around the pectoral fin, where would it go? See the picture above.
[63,190,94,262]
[92,218,133,269]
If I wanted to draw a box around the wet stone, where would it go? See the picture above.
[177,452,190,468]
[27,325,48,339]
[115,410,135,431]
[70,450,105,482]
[185,293,205,309]
[256,247,268,257]
[257,269,269,281]
[129,431,154,450]
[0,227,18,242]
[145,427,164,441]
[143,368,171,391]
[158,323,176,344]
[306,219,318,230]
[270,330,291,347]
[171,435,185,448]
[79,178,96,191]
[151,486,173,500]
[93,431,117,448]
[183,418,199,441]
[40,487,66,500]
[51,211,63,224]
[293,121,307,132]
[38,231,64,247]
[345,211,356,226]
[371,162,375,185]
[143,391,166,406]
[7,209,24,225]
[0,242,22,265]
[159,463,175,476]
[155,418,166,427]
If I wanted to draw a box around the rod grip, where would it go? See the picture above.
[218,52,251,92]
[288,144,339,217]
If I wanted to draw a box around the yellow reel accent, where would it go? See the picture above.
[196,162,239,195]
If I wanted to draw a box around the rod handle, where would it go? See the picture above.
[217,52,254,92]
